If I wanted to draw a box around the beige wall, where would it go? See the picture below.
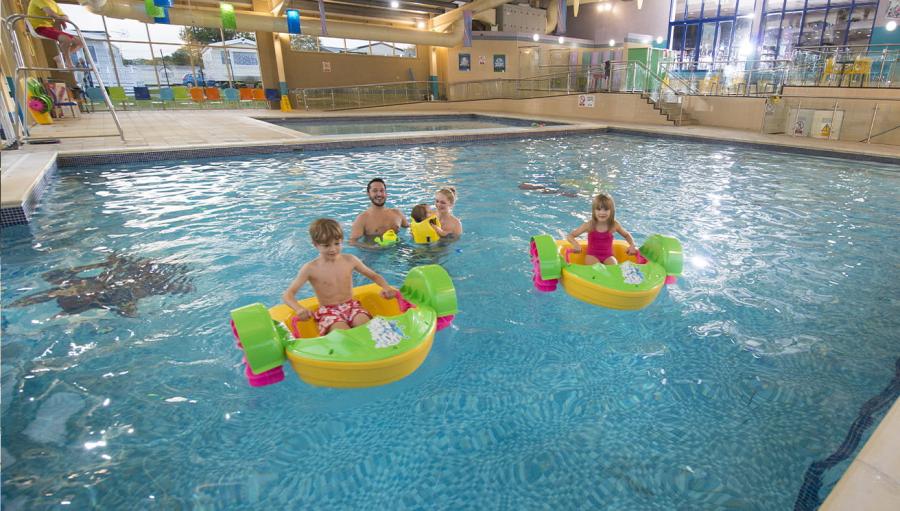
[367,92,671,126]
[683,96,767,131]
[447,39,521,83]
[278,36,430,89]
[445,38,592,84]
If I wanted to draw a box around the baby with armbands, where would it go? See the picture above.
[409,204,447,244]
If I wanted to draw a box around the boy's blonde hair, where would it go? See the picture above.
[590,193,616,230]
[309,218,343,245]
[411,204,430,223]
[436,186,457,205]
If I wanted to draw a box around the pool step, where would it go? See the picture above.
[641,93,697,127]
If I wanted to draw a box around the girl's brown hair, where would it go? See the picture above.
[590,193,616,231]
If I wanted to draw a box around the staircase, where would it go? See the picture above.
[641,92,697,126]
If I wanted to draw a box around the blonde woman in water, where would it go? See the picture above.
[434,187,462,237]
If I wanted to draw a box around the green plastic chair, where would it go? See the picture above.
[171,86,197,108]
[106,86,132,110]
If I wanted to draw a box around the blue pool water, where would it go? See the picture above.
[263,114,560,136]
[2,134,899,510]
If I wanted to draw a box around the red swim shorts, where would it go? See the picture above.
[35,26,75,41]
[313,299,371,336]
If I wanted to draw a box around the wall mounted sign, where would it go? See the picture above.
[493,54,506,73]
[459,53,471,72]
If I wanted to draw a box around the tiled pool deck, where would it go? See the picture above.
[1,109,898,509]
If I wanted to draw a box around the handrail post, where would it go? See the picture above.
[866,103,878,143]
[792,100,802,136]
[331,89,335,110]
[830,98,838,140]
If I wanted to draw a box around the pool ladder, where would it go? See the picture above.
[2,14,125,145]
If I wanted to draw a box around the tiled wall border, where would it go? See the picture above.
[0,159,57,228]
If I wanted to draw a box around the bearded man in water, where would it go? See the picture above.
[349,178,408,246]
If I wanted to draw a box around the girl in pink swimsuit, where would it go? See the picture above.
[566,193,638,265]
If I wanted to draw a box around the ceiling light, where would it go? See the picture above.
[558,36,564,44]
[605,3,612,11]
[532,33,540,42]
[417,20,426,29]
[656,36,663,44]
[608,39,615,46]
[887,21,898,32]
[390,0,399,8]
[596,3,603,12]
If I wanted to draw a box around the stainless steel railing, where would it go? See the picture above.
[296,81,444,111]
[786,44,900,88]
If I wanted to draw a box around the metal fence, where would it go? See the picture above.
[786,44,900,88]
[297,81,445,110]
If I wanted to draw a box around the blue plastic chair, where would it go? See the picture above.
[85,86,106,111]
[264,88,280,101]
[222,87,239,107]
[134,86,150,100]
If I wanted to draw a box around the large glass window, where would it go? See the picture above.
[289,35,417,58]
[758,0,878,63]
[668,0,756,68]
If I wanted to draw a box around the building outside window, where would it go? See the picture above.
[289,35,417,58]
[758,1,876,64]
[668,0,756,70]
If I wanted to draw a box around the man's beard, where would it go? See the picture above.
[370,197,385,207]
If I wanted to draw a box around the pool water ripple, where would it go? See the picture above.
[2,133,899,509]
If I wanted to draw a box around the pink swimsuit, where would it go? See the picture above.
[586,230,614,262]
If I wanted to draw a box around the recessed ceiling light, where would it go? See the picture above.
[533,33,540,42]
[417,20,426,29]
[558,36,564,44]
[656,36,663,44]
[390,0,399,8]
[609,39,615,46]
[887,21,898,32]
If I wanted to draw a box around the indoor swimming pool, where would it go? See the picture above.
[1,134,898,509]
[261,114,563,136]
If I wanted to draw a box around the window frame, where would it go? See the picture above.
[755,0,878,63]
[667,0,756,70]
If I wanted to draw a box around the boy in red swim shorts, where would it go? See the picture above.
[27,0,83,69]
[283,218,399,336]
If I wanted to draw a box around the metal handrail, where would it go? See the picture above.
[296,80,442,110]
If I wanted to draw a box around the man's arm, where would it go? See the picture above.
[348,212,365,245]
[396,209,409,228]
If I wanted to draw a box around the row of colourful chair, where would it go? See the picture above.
[83,86,280,110]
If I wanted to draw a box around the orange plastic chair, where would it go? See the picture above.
[204,87,221,101]
[252,88,265,100]
[238,88,254,101]
[189,87,205,102]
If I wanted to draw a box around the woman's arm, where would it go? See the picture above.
[566,222,589,252]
